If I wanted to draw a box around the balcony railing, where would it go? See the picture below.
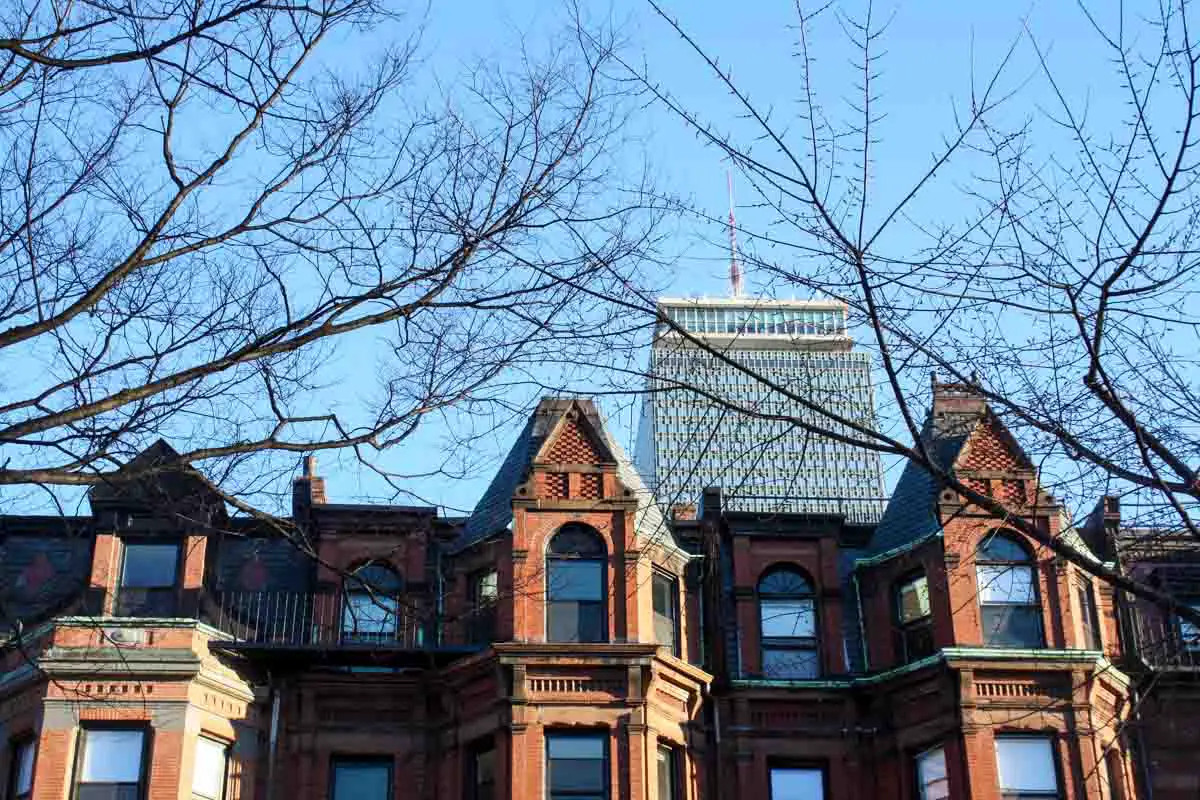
[206,591,431,650]
[1123,606,1200,670]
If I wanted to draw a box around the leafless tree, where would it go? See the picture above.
[0,0,659,518]
[577,0,1200,630]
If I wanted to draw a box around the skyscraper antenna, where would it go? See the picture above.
[727,169,743,298]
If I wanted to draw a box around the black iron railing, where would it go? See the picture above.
[207,591,430,650]
[1123,605,1200,669]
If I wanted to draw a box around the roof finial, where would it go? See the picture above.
[727,169,743,298]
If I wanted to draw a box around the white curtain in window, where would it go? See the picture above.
[192,737,228,799]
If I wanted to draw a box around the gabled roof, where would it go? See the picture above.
[870,408,975,555]
[458,398,669,551]
[88,439,227,523]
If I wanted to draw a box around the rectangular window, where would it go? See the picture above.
[75,728,146,800]
[468,569,499,645]
[547,561,605,643]
[191,737,228,800]
[546,732,606,800]
[117,542,180,617]
[916,746,949,800]
[656,745,680,800]
[769,767,824,800]
[977,565,1043,648]
[330,758,391,800]
[1078,584,1102,651]
[995,737,1060,799]
[652,572,680,656]
[897,575,935,663]
[467,739,495,800]
[8,738,34,800]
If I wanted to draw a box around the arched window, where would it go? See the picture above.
[758,566,819,678]
[546,524,606,643]
[895,572,935,663]
[342,562,403,642]
[976,532,1043,648]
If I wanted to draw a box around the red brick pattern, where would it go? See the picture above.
[544,417,603,464]
[956,416,1025,472]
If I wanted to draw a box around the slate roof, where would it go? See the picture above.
[458,398,669,551]
[869,410,977,556]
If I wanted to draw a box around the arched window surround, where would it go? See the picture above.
[545,523,608,643]
[757,564,819,679]
[975,530,1044,649]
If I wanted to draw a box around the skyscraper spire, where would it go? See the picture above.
[727,169,743,298]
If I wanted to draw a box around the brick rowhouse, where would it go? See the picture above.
[0,389,1190,799]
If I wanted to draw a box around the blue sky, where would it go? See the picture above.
[297,0,1137,517]
[1,1,1156,518]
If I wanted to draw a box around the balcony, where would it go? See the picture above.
[205,591,481,667]
[1124,606,1200,670]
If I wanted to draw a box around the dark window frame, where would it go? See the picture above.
[191,735,229,800]
[993,733,1063,800]
[467,568,499,646]
[912,743,949,800]
[894,572,935,664]
[72,724,151,800]
[545,729,609,800]
[7,735,35,800]
[767,761,828,800]
[116,539,182,618]
[545,525,608,644]
[328,755,393,800]
[758,566,820,679]
[1077,582,1102,651]
[341,562,404,644]
[976,532,1044,649]
[652,570,681,657]
[465,737,495,800]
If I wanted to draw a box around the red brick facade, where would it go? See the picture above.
[0,394,1188,800]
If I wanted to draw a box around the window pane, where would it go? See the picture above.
[77,787,141,800]
[917,747,949,800]
[1179,604,1200,650]
[342,593,398,635]
[899,576,931,623]
[981,605,1043,648]
[332,761,390,800]
[996,738,1057,793]
[192,737,228,799]
[657,746,678,800]
[653,573,678,653]
[977,565,1035,604]
[547,734,605,797]
[121,544,178,588]
[476,571,499,602]
[14,739,34,796]
[762,647,819,679]
[761,600,815,638]
[81,730,144,784]
[770,767,823,800]
[548,561,603,601]
[548,599,605,643]
[473,745,495,800]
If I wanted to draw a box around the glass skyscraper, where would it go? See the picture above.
[634,297,886,521]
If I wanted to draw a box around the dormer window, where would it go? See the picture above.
[116,542,180,617]
[342,563,403,643]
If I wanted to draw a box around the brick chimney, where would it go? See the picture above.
[292,455,327,516]
[931,370,987,416]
